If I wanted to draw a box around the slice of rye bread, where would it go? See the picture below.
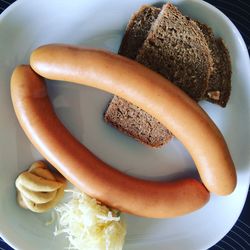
[136,3,213,100]
[195,22,231,107]
[105,4,213,147]
[118,5,161,59]
[104,5,173,147]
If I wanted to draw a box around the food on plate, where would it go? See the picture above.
[28,44,236,195]
[15,160,66,213]
[105,3,231,147]
[54,190,126,250]
[11,64,210,218]
[10,40,236,217]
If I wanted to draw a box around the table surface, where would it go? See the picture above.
[0,0,249,249]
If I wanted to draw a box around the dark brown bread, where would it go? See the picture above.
[105,3,212,147]
[104,96,173,147]
[195,22,231,107]
[136,3,212,100]
[119,5,160,59]
[105,4,212,147]
[105,3,231,147]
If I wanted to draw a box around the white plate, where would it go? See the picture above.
[0,0,249,249]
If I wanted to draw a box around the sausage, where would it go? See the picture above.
[29,44,237,195]
[11,65,209,218]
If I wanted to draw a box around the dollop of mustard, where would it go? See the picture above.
[15,161,66,213]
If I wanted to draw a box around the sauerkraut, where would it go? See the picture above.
[54,190,126,250]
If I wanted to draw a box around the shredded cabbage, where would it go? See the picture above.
[54,190,126,250]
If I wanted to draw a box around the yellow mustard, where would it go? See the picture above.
[15,160,66,213]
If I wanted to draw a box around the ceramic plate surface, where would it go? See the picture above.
[0,0,249,249]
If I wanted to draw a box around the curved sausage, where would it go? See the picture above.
[29,44,236,195]
[11,65,209,218]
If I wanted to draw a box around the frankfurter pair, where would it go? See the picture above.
[10,44,236,218]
